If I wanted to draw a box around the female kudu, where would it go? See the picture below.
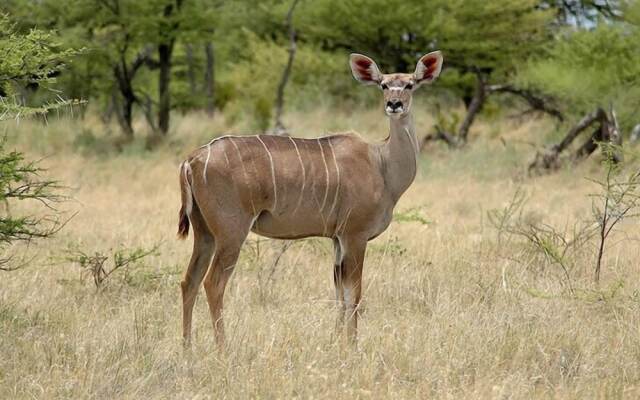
[178,51,443,347]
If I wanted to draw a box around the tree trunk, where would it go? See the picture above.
[156,1,182,136]
[185,43,197,94]
[630,124,640,143]
[204,41,215,117]
[113,63,136,138]
[158,41,172,136]
[111,45,157,138]
[457,72,487,143]
[273,0,300,135]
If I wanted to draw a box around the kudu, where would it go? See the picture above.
[178,51,443,347]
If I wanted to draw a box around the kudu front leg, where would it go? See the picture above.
[332,238,345,332]
[338,237,366,343]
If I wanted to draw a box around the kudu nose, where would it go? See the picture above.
[386,100,403,112]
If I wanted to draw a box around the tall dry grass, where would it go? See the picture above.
[1,105,640,399]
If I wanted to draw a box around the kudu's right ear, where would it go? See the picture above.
[350,54,383,85]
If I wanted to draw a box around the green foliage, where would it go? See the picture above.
[302,0,553,96]
[300,0,430,71]
[518,20,640,130]
[1,0,639,139]
[0,13,81,120]
[0,138,66,270]
[222,32,352,129]
[428,0,552,75]
[393,206,431,226]
[0,13,73,270]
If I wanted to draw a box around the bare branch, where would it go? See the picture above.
[487,84,564,122]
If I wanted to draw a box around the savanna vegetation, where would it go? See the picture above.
[2,0,640,398]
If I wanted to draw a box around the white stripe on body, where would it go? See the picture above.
[335,207,353,237]
[223,149,230,167]
[289,137,306,216]
[317,138,330,211]
[200,135,246,182]
[203,143,212,183]
[257,136,278,211]
[404,127,419,157]
[242,137,265,208]
[228,137,257,215]
[327,139,341,218]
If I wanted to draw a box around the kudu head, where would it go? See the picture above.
[349,51,443,119]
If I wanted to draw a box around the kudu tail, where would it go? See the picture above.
[177,160,193,239]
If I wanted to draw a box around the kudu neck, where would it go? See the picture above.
[381,113,419,202]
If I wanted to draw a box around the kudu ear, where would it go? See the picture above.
[350,53,383,85]
[414,51,443,86]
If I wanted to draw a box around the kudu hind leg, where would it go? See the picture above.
[181,232,214,348]
[203,238,244,349]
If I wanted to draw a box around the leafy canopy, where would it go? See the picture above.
[0,13,80,120]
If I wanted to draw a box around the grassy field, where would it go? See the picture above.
[2,106,640,399]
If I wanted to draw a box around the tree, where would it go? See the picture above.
[0,14,72,270]
[37,0,217,138]
[0,13,80,120]
[272,0,301,135]
[520,2,640,171]
[546,0,622,25]
[301,0,555,145]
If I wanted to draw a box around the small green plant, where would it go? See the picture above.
[589,144,640,283]
[65,244,159,290]
[368,236,407,257]
[488,189,596,292]
[491,150,640,288]
[393,206,430,226]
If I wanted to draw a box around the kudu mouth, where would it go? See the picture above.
[385,100,404,115]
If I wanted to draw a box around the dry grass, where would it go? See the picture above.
[2,105,640,399]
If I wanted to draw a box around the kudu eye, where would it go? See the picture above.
[405,84,414,90]
[380,83,388,90]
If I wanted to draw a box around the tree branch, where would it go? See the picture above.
[487,84,564,122]
[273,0,301,136]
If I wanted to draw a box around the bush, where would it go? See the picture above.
[0,138,67,270]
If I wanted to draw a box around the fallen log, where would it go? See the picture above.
[528,107,622,174]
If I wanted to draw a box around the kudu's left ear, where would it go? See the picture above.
[414,51,443,86]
